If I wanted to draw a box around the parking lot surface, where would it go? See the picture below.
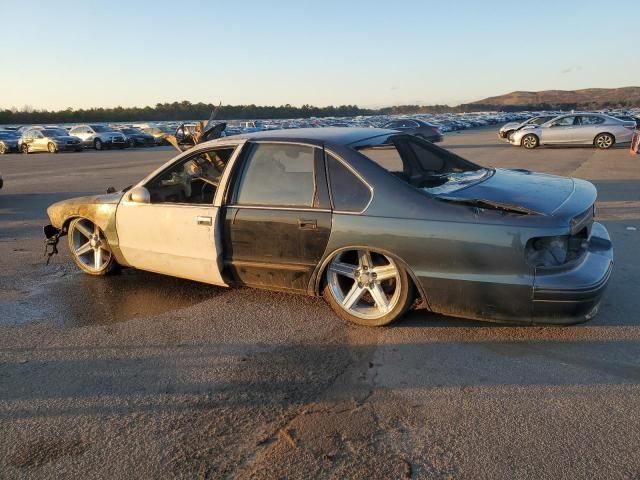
[1,130,639,479]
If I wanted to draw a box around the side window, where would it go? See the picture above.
[146,148,234,204]
[327,154,371,212]
[581,116,605,125]
[236,143,315,207]
[552,116,575,127]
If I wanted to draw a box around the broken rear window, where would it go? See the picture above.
[357,135,489,195]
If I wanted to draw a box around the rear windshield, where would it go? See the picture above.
[357,135,489,195]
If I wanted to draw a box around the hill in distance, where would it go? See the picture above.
[468,87,640,110]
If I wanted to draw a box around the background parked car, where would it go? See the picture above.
[510,113,636,149]
[68,125,127,150]
[140,125,175,145]
[0,130,21,154]
[382,118,443,142]
[117,127,156,148]
[498,114,559,139]
[19,128,83,154]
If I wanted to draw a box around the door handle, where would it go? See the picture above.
[196,216,212,226]
[298,219,317,230]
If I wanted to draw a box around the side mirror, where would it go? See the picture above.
[129,186,150,204]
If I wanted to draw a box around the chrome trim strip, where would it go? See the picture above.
[226,204,331,213]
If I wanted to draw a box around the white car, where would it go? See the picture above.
[68,124,127,150]
[510,113,636,149]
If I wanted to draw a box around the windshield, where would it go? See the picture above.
[90,125,113,133]
[42,129,68,137]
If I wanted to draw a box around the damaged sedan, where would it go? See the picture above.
[44,128,613,326]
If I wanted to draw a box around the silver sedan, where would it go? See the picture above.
[510,113,636,149]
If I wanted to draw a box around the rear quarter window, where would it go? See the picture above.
[327,154,371,212]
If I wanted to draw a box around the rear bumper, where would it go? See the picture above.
[531,222,613,324]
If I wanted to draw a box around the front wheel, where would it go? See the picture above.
[595,133,614,150]
[521,134,539,149]
[323,249,414,327]
[67,218,117,275]
[47,142,57,153]
[0,143,5,155]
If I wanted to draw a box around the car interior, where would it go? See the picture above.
[146,148,235,204]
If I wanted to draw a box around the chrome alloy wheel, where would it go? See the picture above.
[522,134,538,149]
[69,218,112,273]
[327,249,402,320]
[595,134,613,149]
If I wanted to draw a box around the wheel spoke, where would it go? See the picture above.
[76,241,92,256]
[342,282,366,310]
[358,250,373,269]
[94,223,100,236]
[369,283,390,313]
[75,222,93,239]
[373,264,397,281]
[329,261,358,279]
[94,247,102,270]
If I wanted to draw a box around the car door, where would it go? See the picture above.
[33,131,47,151]
[115,145,240,285]
[223,142,332,292]
[540,115,577,144]
[575,115,605,144]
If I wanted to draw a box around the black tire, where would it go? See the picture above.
[94,138,103,151]
[594,133,615,150]
[322,250,414,327]
[21,144,29,154]
[0,143,5,155]
[47,142,57,153]
[521,134,539,149]
[128,139,136,148]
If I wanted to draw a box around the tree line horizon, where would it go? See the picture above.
[1,99,637,124]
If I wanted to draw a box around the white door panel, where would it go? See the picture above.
[115,201,227,286]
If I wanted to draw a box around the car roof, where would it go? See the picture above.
[230,127,397,147]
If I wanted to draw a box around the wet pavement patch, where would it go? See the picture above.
[0,268,220,327]
[7,436,88,469]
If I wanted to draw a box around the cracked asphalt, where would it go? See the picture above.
[1,129,639,479]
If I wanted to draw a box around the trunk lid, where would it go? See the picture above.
[443,168,593,217]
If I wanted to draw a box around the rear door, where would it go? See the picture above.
[575,115,606,144]
[223,142,331,292]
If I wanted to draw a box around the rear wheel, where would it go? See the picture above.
[323,249,414,327]
[47,142,57,153]
[521,134,539,149]
[594,133,614,150]
[21,144,29,154]
[94,138,103,151]
[68,218,116,275]
[0,143,5,155]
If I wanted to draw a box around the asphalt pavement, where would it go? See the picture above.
[0,130,639,479]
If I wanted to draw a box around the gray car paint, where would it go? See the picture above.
[46,128,613,325]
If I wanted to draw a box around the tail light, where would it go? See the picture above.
[431,127,440,134]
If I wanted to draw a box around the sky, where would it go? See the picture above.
[1,0,639,111]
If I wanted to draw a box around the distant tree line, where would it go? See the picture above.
[2,98,638,125]
[0,102,379,124]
